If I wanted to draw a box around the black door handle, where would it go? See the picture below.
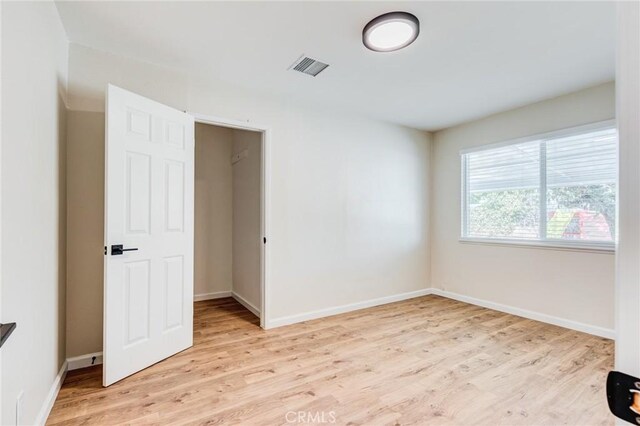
[111,244,139,256]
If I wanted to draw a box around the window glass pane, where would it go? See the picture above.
[468,189,540,239]
[466,141,540,239]
[546,128,617,242]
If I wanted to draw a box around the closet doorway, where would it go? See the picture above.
[193,116,267,327]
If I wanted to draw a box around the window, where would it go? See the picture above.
[461,122,617,250]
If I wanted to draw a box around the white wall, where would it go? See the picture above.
[194,123,233,298]
[1,2,4,422]
[65,43,431,342]
[431,82,616,333]
[615,2,640,377]
[1,2,68,424]
[232,129,262,311]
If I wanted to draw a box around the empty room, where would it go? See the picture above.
[1,1,639,425]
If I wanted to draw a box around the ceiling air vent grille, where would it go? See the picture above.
[289,55,329,77]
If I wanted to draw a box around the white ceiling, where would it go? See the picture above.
[55,1,615,131]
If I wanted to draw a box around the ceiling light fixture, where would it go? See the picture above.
[363,11,420,52]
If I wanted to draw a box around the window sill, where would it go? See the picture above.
[458,237,615,254]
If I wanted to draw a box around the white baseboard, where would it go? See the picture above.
[67,351,103,371]
[429,288,615,340]
[194,291,232,302]
[264,286,613,338]
[265,288,432,329]
[231,292,260,317]
[35,360,67,425]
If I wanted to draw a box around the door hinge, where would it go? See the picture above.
[263,237,267,244]
[104,246,107,255]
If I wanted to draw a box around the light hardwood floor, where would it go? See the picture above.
[47,295,613,425]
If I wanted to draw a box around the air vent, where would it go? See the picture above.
[288,55,329,77]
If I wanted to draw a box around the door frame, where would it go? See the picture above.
[189,112,271,329]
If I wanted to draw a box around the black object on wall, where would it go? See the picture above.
[0,322,16,348]
[607,370,640,424]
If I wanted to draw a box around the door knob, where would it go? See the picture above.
[111,244,139,256]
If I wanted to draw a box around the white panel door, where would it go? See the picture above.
[104,85,194,386]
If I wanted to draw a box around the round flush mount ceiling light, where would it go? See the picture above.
[363,11,420,52]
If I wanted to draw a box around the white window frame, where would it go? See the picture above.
[460,119,617,253]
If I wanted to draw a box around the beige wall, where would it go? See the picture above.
[194,123,233,297]
[431,82,616,332]
[65,43,431,335]
[232,130,262,311]
[1,2,69,424]
[66,110,104,358]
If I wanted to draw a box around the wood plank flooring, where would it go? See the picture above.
[47,295,613,425]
